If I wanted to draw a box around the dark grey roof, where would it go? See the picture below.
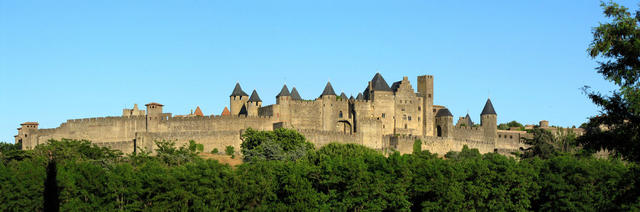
[249,90,262,102]
[340,92,347,99]
[356,93,364,100]
[465,113,474,126]
[391,81,401,92]
[291,87,302,100]
[230,83,248,97]
[436,108,453,117]
[276,84,290,97]
[363,87,370,100]
[481,99,497,115]
[349,96,355,100]
[320,82,336,97]
[370,73,392,91]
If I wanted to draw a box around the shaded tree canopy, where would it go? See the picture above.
[581,2,640,162]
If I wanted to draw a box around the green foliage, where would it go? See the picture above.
[498,120,524,130]
[241,128,314,162]
[154,140,201,166]
[521,128,559,159]
[2,136,640,210]
[225,146,234,157]
[580,1,640,163]
[412,139,422,154]
[210,148,219,154]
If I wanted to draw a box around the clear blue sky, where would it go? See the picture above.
[0,0,634,142]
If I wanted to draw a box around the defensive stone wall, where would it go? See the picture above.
[298,129,360,148]
[385,134,500,156]
[452,126,486,141]
[135,131,242,154]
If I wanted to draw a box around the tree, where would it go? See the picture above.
[520,128,558,159]
[240,128,314,162]
[225,146,235,157]
[580,2,640,162]
[498,120,524,130]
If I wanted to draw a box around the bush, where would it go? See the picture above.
[211,148,219,154]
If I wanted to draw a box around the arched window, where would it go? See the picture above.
[339,111,343,118]
[404,124,407,129]
[436,126,442,137]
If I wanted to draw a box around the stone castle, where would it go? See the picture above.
[14,73,527,155]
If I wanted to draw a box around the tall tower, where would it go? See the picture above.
[320,81,337,131]
[417,75,434,136]
[480,98,497,142]
[145,102,164,132]
[247,89,262,117]
[230,83,249,116]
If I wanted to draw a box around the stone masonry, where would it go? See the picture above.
[14,73,527,155]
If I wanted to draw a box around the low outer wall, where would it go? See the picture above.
[385,135,502,156]
[298,130,361,148]
[135,131,243,154]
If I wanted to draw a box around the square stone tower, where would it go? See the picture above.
[417,75,434,137]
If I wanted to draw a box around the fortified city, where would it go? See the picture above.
[14,73,529,155]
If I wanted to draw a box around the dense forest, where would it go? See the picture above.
[3,1,640,211]
[1,127,639,211]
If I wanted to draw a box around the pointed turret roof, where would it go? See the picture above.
[320,82,336,97]
[291,87,302,100]
[230,83,248,97]
[194,106,204,116]
[465,113,473,126]
[249,90,262,102]
[370,73,392,91]
[481,98,497,115]
[356,93,364,100]
[340,92,347,99]
[277,84,290,97]
[436,108,453,117]
[221,107,230,116]
[349,96,355,100]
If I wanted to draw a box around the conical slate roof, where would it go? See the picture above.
[465,113,474,126]
[349,96,355,100]
[249,90,262,102]
[230,83,248,97]
[481,99,497,115]
[276,84,290,97]
[436,108,453,117]
[370,73,392,91]
[356,93,364,100]
[320,82,336,97]
[291,87,302,100]
[340,92,347,99]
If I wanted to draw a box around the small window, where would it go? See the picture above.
[382,113,386,118]
[339,111,343,118]
[418,117,420,121]
[401,108,405,112]
[404,124,407,129]
[408,116,412,121]
[418,106,421,111]
[428,94,432,98]
[433,109,436,113]
[383,125,385,128]
[510,135,513,139]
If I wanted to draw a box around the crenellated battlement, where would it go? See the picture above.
[16,73,528,157]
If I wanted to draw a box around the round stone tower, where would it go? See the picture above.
[229,83,249,116]
[480,98,497,142]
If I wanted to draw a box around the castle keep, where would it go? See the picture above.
[14,73,526,155]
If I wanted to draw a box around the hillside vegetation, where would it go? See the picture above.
[1,128,639,211]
